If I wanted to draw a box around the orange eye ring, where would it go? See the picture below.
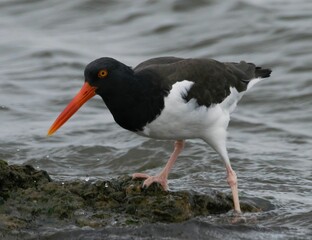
[98,69,108,78]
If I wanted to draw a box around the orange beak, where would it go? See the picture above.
[47,82,97,136]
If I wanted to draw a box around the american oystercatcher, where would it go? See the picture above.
[48,57,271,213]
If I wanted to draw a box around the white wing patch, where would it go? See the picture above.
[220,87,243,113]
[221,77,264,113]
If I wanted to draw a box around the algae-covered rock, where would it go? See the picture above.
[0,159,268,231]
[0,160,51,200]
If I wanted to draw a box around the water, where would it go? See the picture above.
[1,0,312,239]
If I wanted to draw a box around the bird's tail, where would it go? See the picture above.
[246,65,272,91]
[229,61,272,80]
[255,66,272,78]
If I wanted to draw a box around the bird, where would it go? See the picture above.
[47,56,271,213]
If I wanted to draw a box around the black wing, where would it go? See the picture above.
[135,57,271,108]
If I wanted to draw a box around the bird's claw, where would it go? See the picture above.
[132,173,168,191]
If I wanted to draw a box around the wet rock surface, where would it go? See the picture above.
[0,160,268,233]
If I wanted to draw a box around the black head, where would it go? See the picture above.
[47,57,134,136]
[84,57,134,96]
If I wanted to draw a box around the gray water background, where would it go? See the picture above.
[0,0,312,239]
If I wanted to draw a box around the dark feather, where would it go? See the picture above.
[134,58,271,108]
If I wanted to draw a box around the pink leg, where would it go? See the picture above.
[226,164,241,213]
[132,140,185,190]
[203,124,241,213]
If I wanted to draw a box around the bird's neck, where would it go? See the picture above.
[100,74,167,132]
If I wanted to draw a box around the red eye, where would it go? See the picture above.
[98,69,108,78]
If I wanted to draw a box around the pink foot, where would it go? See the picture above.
[132,173,168,190]
[131,140,185,192]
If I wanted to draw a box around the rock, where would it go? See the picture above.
[0,160,51,200]
[0,159,265,232]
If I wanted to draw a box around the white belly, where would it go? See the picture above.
[137,80,244,140]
